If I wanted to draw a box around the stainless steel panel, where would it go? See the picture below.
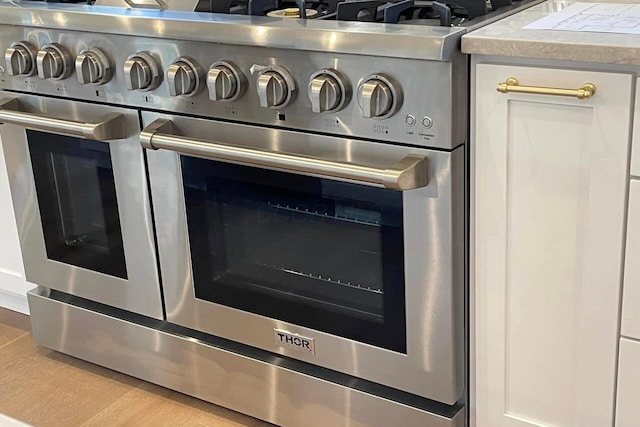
[1,91,163,319]
[0,26,463,149]
[144,111,465,404]
[28,287,467,427]
[0,1,465,61]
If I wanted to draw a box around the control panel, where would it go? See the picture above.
[0,27,465,149]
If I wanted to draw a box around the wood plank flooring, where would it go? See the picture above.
[0,308,274,427]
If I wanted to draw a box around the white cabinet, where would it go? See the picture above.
[473,63,632,427]
[616,338,640,427]
[0,134,30,313]
[622,180,640,340]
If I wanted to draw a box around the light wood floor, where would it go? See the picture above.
[0,308,274,427]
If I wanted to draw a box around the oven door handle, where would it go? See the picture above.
[0,97,126,141]
[140,118,428,190]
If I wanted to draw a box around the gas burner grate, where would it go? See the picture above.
[202,0,526,25]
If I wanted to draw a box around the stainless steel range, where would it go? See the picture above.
[0,0,537,425]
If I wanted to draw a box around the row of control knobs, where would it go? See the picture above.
[5,41,401,118]
[6,42,111,84]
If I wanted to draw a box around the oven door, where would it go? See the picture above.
[0,92,162,319]
[142,112,464,404]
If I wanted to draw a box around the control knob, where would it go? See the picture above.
[37,43,73,80]
[207,61,245,102]
[76,48,112,85]
[167,57,203,97]
[124,52,161,91]
[5,41,37,77]
[308,69,349,113]
[357,74,402,119]
[257,66,296,109]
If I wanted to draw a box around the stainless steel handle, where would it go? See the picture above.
[0,98,126,141]
[140,118,427,190]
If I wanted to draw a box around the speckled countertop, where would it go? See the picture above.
[462,0,640,65]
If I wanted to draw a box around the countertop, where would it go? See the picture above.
[462,0,640,65]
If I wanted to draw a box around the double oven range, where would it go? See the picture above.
[0,1,534,425]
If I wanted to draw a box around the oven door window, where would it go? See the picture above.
[183,158,406,353]
[28,130,127,279]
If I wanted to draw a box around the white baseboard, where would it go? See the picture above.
[0,414,31,427]
[0,289,29,315]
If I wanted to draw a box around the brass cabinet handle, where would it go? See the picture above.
[140,118,428,191]
[0,97,125,141]
[496,77,596,100]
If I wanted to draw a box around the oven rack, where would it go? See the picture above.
[267,202,382,227]
[255,261,383,294]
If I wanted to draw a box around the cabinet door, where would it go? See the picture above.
[0,134,30,313]
[616,338,640,427]
[473,63,631,427]
[622,180,640,340]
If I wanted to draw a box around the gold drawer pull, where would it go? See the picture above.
[496,77,596,100]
